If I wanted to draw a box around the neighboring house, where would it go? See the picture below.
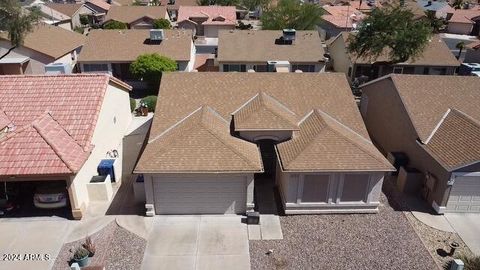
[465,40,480,62]
[0,74,132,219]
[328,32,459,83]
[177,6,236,38]
[447,6,480,35]
[78,29,195,84]
[361,74,480,214]
[0,24,85,75]
[217,30,327,72]
[84,0,112,23]
[159,0,198,20]
[44,2,94,28]
[103,6,169,29]
[134,73,393,216]
[416,0,455,19]
[38,4,73,30]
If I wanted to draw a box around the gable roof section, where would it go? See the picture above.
[135,106,263,173]
[421,109,480,171]
[45,3,84,17]
[277,109,393,172]
[0,110,11,131]
[104,6,167,24]
[233,92,299,131]
[86,0,111,11]
[0,24,85,59]
[78,29,192,62]
[449,7,480,24]
[339,33,459,67]
[217,30,325,63]
[177,6,236,25]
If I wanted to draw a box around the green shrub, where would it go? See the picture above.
[153,18,171,29]
[130,53,177,89]
[103,20,127,29]
[130,98,137,112]
[74,26,84,34]
[140,96,157,112]
[79,14,89,25]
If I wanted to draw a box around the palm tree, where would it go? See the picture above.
[456,41,465,60]
[0,1,40,60]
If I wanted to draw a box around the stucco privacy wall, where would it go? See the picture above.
[69,84,132,218]
[275,161,384,214]
[447,22,473,35]
[204,25,235,38]
[143,173,255,215]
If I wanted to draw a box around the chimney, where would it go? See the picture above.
[282,29,296,42]
[150,29,165,41]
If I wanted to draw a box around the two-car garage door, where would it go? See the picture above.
[446,175,480,213]
[152,176,247,214]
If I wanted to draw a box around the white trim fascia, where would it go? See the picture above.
[148,106,203,143]
[424,108,451,144]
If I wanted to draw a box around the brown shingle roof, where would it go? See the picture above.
[45,3,84,17]
[135,106,263,173]
[77,29,192,62]
[422,109,480,171]
[233,92,299,131]
[0,24,85,59]
[104,6,168,24]
[277,109,393,172]
[217,30,325,63]
[338,33,459,66]
[136,72,392,173]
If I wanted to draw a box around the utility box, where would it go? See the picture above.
[450,259,464,270]
[397,166,423,194]
[87,175,113,202]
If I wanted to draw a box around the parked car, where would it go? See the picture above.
[33,184,67,209]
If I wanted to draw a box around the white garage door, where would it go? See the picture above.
[446,175,480,213]
[152,176,247,214]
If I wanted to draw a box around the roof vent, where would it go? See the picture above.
[282,29,296,41]
[150,29,165,41]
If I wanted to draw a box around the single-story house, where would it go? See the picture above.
[416,0,455,19]
[134,73,393,215]
[217,30,327,72]
[103,6,169,29]
[177,6,236,38]
[328,32,459,83]
[465,40,480,62]
[361,74,480,213]
[0,74,132,219]
[159,0,198,20]
[447,6,480,35]
[84,0,112,23]
[44,2,95,28]
[77,29,195,84]
[0,24,85,75]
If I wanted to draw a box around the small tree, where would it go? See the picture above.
[153,18,171,29]
[103,20,128,29]
[260,0,324,30]
[130,53,177,90]
[0,1,40,60]
[347,5,433,64]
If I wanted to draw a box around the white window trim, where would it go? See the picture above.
[297,174,331,205]
[337,173,371,204]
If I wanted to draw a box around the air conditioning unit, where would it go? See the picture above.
[282,29,296,41]
[267,60,290,72]
[150,29,165,41]
[44,63,72,74]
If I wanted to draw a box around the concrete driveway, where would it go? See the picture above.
[445,213,480,255]
[0,218,73,270]
[142,216,250,270]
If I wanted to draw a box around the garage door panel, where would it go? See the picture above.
[447,175,480,213]
[152,176,247,215]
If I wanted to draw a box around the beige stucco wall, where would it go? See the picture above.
[361,79,451,211]
[69,84,132,217]
[71,5,94,28]
[204,25,235,38]
[447,22,473,35]
[327,35,352,77]
[276,157,384,214]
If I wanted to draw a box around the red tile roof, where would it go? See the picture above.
[177,6,236,25]
[0,74,130,176]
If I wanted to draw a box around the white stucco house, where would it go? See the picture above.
[0,74,133,219]
[134,73,393,216]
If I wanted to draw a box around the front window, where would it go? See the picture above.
[82,64,109,73]
[301,175,329,203]
[253,65,268,72]
[291,64,315,72]
[223,64,246,72]
[340,174,369,202]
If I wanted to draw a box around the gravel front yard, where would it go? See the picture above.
[52,221,146,270]
[250,189,438,269]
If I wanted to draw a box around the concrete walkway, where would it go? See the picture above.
[445,213,480,255]
[142,216,250,270]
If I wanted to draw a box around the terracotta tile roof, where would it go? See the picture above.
[217,30,325,63]
[136,72,391,173]
[449,6,480,23]
[277,109,393,171]
[86,0,111,11]
[45,3,84,17]
[0,24,85,59]
[0,110,11,130]
[422,109,480,171]
[177,6,236,25]
[322,5,367,28]
[233,92,299,131]
[135,106,263,173]
[77,29,193,62]
[338,33,459,66]
[0,74,130,176]
[104,6,168,24]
